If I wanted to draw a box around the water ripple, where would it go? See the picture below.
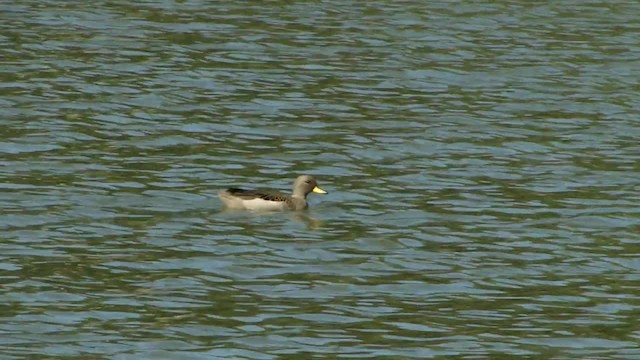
[1,0,640,358]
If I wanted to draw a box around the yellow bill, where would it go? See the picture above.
[312,186,328,194]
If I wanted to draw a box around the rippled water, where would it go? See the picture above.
[2,1,640,358]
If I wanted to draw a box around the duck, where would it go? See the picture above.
[219,175,328,211]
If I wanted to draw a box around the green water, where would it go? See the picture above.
[1,1,639,358]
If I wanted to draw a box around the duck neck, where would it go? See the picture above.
[292,190,308,199]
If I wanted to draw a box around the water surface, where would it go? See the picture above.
[1,1,639,358]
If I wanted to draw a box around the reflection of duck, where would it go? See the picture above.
[219,175,328,211]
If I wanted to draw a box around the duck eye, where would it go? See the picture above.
[305,180,311,184]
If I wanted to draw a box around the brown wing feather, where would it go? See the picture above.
[257,193,289,202]
[225,188,289,203]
